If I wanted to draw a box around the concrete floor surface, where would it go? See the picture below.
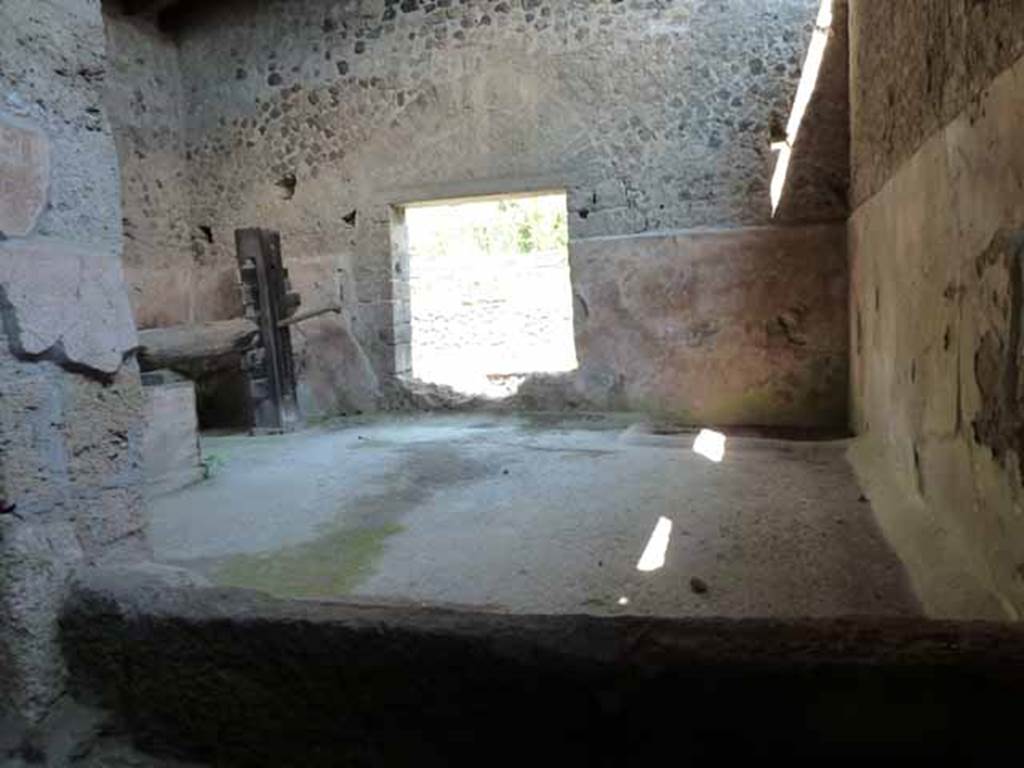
[149,413,920,617]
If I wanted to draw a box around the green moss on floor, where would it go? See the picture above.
[211,524,403,599]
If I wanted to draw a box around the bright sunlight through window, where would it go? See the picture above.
[770,0,834,215]
[405,192,578,398]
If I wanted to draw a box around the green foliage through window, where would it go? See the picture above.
[407,194,568,261]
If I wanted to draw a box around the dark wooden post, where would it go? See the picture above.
[235,228,299,433]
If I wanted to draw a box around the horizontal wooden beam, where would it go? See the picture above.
[137,318,259,373]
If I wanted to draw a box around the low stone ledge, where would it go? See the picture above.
[60,572,1024,764]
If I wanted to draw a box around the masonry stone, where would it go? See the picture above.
[0,0,147,736]
[0,239,138,376]
[111,0,849,419]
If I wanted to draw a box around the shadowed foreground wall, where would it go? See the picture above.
[112,0,850,424]
[61,575,1024,763]
[848,0,1024,617]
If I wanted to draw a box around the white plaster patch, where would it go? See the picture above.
[0,238,138,374]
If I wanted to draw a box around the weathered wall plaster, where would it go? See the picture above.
[848,0,1024,618]
[0,239,137,375]
[102,6,195,330]
[0,0,146,727]
[124,0,850,422]
[570,224,847,425]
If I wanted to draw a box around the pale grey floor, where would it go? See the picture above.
[148,413,920,618]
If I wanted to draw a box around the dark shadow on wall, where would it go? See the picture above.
[156,0,270,33]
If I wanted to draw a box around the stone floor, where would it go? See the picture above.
[148,413,920,617]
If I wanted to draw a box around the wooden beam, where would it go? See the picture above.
[137,318,259,373]
[277,304,342,328]
[235,228,300,433]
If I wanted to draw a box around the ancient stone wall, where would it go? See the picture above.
[0,0,145,727]
[573,224,847,425]
[102,5,195,330]
[153,0,848,421]
[850,0,1024,207]
[848,0,1024,617]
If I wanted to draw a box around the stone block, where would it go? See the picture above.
[0,115,50,238]
[0,238,138,375]
[392,342,412,376]
[0,348,68,514]
[142,380,203,498]
[72,487,147,562]
[62,364,146,491]
[388,321,412,346]
[0,519,82,722]
[301,327,380,415]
